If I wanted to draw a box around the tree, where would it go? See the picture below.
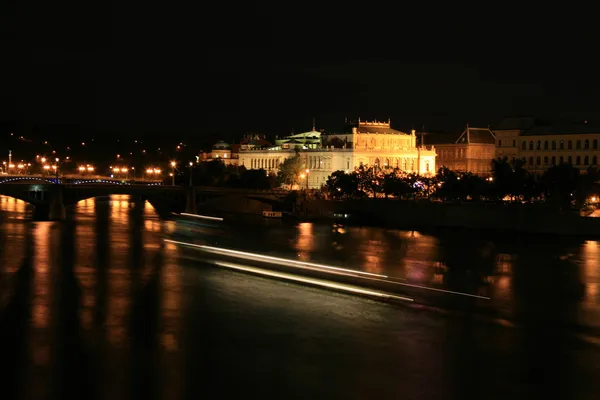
[277,154,304,188]
[239,168,275,190]
[325,170,358,199]
[490,157,529,200]
[540,164,580,208]
[382,172,413,199]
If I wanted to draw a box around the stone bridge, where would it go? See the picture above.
[0,178,287,220]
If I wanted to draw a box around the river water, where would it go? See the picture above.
[1,194,600,399]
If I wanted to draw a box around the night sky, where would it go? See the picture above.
[2,3,598,146]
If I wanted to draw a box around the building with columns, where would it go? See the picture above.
[237,119,437,189]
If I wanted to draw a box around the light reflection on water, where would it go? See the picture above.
[2,194,600,398]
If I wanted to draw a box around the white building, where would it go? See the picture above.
[238,119,437,189]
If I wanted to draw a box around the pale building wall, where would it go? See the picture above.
[238,150,292,174]
[237,148,436,189]
[517,133,600,173]
[493,129,521,161]
[435,143,495,175]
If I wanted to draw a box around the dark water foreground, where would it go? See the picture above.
[1,195,600,399]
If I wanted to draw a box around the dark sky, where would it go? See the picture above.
[2,3,598,143]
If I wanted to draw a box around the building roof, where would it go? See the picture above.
[492,117,536,131]
[460,127,496,144]
[246,138,272,146]
[212,140,230,149]
[282,138,303,144]
[355,120,408,135]
[287,130,321,139]
[522,123,600,136]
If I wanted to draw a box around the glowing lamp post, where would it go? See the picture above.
[170,161,176,186]
[55,158,60,182]
[305,169,310,190]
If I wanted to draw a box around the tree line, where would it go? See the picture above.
[324,157,600,208]
[184,156,600,209]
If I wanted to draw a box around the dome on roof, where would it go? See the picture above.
[212,140,230,149]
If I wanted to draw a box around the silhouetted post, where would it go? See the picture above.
[185,162,197,214]
[49,185,66,220]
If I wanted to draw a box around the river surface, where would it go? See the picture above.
[1,194,600,399]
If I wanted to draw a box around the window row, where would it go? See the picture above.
[521,139,599,151]
[526,155,598,167]
[250,158,280,169]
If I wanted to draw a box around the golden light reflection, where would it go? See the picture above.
[73,198,96,330]
[160,262,182,352]
[401,232,439,282]
[0,195,28,219]
[143,201,161,233]
[29,222,53,369]
[295,223,314,261]
[491,253,514,307]
[363,253,383,275]
[159,240,183,400]
[0,197,27,279]
[582,240,600,309]
[107,195,131,346]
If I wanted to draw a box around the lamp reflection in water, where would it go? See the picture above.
[25,222,54,399]
[74,198,97,330]
[583,240,600,310]
[0,196,27,277]
[107,195,131,347]
[294,222,314,261]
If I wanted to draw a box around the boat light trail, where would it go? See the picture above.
[165,239,387,278]
[180,213,224,221]
[212,260,414,303]
[165,239,489,300]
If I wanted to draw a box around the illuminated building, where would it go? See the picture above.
[427,126,496,175]
[199,141,239,166]
[237,119,437,189]
[493,117,600,173]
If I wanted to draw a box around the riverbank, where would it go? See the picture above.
[295,199,600,237]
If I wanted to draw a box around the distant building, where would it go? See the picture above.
[237,119,437,189]
[427,126,496,175]
[492,117,536,163]
[199,141,239,166]
[493,118,600,173]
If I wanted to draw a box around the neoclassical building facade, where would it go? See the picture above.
[493,118,600,173]
[237,120,437,189]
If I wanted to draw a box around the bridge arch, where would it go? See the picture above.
[0,176,55,184]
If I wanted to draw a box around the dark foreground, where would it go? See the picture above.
[1,195,600,399]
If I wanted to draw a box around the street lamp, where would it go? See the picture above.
[189,161,194,187]
[305,169,310,190]
[170,161,176,186]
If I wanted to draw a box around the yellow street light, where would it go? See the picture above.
[78,166,86,172]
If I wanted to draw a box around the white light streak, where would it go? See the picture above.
[180,213,224,221]
[164,239,387,278]
[164,239,490,300]
[212,260,413,302]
